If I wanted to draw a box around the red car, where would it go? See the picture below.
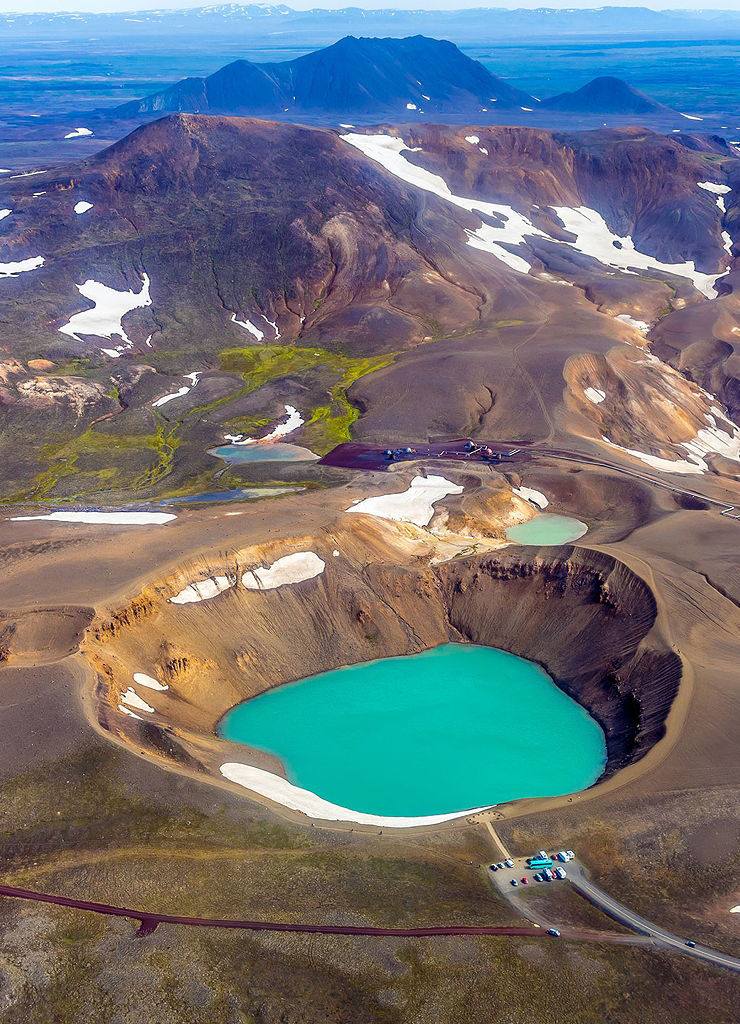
[521,877,529,884]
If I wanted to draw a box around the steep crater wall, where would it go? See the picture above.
[85,537,680,809]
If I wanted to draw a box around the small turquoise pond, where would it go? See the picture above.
[208,443,319,464]
[506,513,588,546]
[219,644,606,817]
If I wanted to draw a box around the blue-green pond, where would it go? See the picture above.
[219,644,606,819]
[506,513,588,545]
[208,442,319,464]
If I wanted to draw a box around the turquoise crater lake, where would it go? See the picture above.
[219,644,607,819]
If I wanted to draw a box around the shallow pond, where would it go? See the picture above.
[208,443,319,464]
[157,486,303,505]
[506,513,588,545]
[219,644,606,820]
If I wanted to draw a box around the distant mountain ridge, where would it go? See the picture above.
[115,35,536,117]
[543,76,674,115]
[4,5,740,43]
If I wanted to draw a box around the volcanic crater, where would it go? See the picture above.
[83,511,681,826]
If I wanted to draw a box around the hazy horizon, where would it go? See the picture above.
[2,1,739,14]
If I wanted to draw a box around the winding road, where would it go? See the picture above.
[487,860,740,973]
[567,863,740,973]
[320,440,740,518]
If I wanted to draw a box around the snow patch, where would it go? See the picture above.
[262,315,281,339]
[230,404,303,445]
[0,209,11,220]
[512,486,549,509]
[697,181,731,195]
[64,127,93,138]
[120,687,154,713]
[230,312,264,339]
[464,135,480,145]
[552,206,728,299]
[169,576,234,604]
[219,763,487,827]
[73,201,93,214]
[346,474,463,528]
[59,273,151,344]
[341,133,547,275]
[679,112,703,121]
[152,386,189,408]
[615,313,650,333]
[134,672,168,691]
[406,102,417,110]
[10,510,176,525]
[242,551,325,590]
[118,705,142,720]
[584,387,606,404]
[0,256,44,278]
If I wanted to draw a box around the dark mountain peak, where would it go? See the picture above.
[543,76,673,115]
[114,34,536,118]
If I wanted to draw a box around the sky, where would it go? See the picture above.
[1,0,739,12]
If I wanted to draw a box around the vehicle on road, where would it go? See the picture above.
[547,928,561,937]
[686,940,697,948]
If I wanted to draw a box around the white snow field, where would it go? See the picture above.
[230,312,264,339]
[346,474,463,528]
[615,314,650,333]
[341,133,731,294]
[228,405,303,445]
[120,687,154,714]
[59,273,152,345]
[10,510,176,525]
[512,486,549,509]
[219,763,487,827]
[242,551,326,590]
[133,672,168,691]
[169,576,234,604]
[0,256,44,278]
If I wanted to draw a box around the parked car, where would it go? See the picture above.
[566,850,575,860]
[533,873,542,882]
[547,928,561,937]
[511,879,519,887]
[505,858,514,868]
[556,868,567,879]
[498,862,504,869]
[521,877,529,884]
[490,864,498,871]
